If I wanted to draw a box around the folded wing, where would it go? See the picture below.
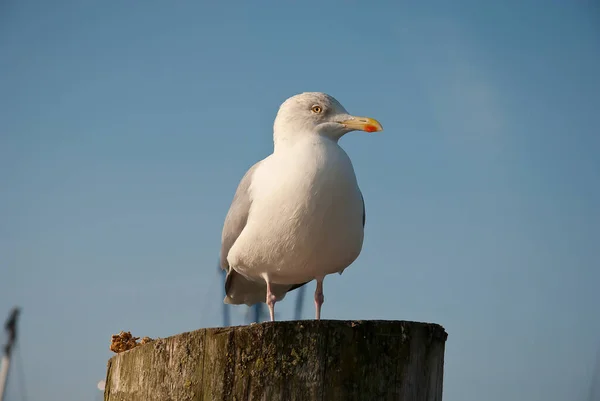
[219,161,308,306]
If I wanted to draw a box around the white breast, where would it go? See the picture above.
[227,137,365,285]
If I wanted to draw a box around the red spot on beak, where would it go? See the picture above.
[364,125,377,133]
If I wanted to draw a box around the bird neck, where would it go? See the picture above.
[273,130,339,153]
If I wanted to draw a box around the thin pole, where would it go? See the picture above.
[252,304,260,323]
[0,356,10,401]
[0,307,20,401]
[589,345,600,401]
[218,263,230,327]
[294,286,306,320]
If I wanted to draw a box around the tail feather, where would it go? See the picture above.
[224,269,309,306]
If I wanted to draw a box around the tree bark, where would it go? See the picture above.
[104,320,447,401]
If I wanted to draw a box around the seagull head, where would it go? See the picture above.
[273,92,383,142]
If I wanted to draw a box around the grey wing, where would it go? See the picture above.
[220,161,308,306]
[360,190,366,227]
[336,190,366,278]
[219,162,260,272]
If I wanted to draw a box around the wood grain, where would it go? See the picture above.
[104,320,447,401]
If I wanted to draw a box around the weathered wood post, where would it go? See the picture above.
[104,320,447,401]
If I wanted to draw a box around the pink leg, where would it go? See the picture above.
[264,275,277,322]
[314,278,324,320]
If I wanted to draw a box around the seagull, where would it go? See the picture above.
[219,92,383,321]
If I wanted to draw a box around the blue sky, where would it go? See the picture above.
[1,1,599,400]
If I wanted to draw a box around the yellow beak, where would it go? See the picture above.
[339,116,383,133]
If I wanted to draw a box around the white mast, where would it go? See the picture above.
[0,307,20,401]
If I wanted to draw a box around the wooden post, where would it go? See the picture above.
[104,320,448,401]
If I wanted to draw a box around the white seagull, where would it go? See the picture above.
[219,92,383,321]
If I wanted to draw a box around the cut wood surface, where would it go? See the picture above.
[104,320,448,401]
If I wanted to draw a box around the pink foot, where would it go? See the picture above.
[264,275,277,322]
[314,278,324,320]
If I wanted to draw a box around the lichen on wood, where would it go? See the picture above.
[109,331,154,353]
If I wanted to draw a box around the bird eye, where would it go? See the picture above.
[311,105,323,114]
